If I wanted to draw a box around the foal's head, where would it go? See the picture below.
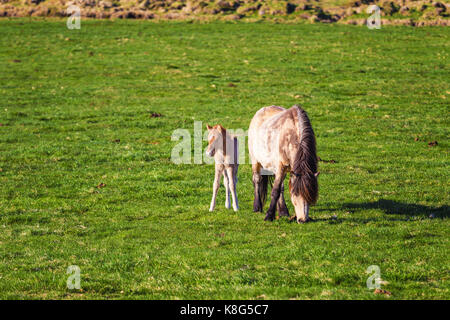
[206,124,226,157]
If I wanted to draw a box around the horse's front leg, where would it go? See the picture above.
[264,166,287,221]
[209,165,223,212]
[276,182,289,217]
[252,163,263,212]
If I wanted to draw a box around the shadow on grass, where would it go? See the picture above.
[306,199,449,225]
[341,199,449,219]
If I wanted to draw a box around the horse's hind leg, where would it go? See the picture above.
[265,166,287,221]
[224,170,231,209]
[252,163,263,212]
[276,182,289,217]
[232,164,239,209]
[226,166,239,211]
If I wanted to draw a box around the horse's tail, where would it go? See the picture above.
[260,175,269,207]
[260,174,274,207]
[291,105,319,204]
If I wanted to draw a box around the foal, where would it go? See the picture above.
[206,124,239,212]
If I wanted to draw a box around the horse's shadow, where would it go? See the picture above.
[310,199,449,223]
[342,199,449,218]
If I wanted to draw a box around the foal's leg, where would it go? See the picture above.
[226,166,239,211]
[223,170,231,209]
[209,165,223,212]
[276,182,289,217]
[264,166,287,221]
[233,164,238,186]
[234,164,239,203]
[252,163,263,212]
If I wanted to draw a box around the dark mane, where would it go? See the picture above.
[290,105,318,204]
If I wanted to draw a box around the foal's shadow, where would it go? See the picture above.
[341,199,449,219]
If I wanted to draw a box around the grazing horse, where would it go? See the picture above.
[248,105,319,223]
[206,124,239,212]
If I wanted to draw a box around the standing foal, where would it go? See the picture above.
[205,124,239,212]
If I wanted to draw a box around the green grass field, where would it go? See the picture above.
[0,18,448,300]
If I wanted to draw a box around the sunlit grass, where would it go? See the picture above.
[0,19,448,299]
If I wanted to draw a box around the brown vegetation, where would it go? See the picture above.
[0,0,448,26]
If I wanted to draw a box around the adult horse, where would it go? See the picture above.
[248,105,319,223]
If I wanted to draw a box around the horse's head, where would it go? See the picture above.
[206,124,226,158]
[286,106,319,223]
[289,171,319,223]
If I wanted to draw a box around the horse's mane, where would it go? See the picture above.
[290,105,318,204]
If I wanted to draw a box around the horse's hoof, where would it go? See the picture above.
[264,213,275,221]
[278,209,290,217]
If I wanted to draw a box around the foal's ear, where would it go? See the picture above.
[315,171,320,177]
[206,124,212,131]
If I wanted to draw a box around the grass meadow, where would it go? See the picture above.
[0,19,448,299]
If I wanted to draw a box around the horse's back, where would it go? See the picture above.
[249,106,289,170]
[249,106,285,129]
